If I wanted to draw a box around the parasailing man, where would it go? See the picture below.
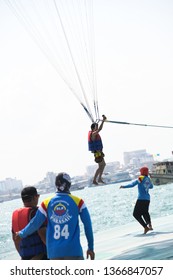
[88,115,107,185]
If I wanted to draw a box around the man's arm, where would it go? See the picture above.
[80,205,94,259]
[91,115,107,139]
[97,115,107,133]
[38,226,46,245]
[120,180,138,189]
[12,232,20,253]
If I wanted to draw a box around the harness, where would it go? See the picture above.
[94,151,105,163]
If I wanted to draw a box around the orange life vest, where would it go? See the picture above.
[12,207,47,258]
[12,207,36,232]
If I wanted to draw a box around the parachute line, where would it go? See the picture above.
[53,0,94,121]
[5,0,82,104]
[105,119,173,129]
[5,0,98,123]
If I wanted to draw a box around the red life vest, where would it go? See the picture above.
[88,131,103,152]
[12,207,47,258]
[12,207,36,232]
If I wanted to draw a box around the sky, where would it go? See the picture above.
[0,0,173,186]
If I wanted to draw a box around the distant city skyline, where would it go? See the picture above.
[0,148,156,189]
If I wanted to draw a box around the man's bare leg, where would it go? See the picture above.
[98,160,106,183]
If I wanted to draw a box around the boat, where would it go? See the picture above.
[150,160,173,185]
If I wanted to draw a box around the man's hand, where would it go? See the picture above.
[86,249,95,260]
[15,232,22,242]
[102,115,107,121]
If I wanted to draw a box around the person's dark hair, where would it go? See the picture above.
[55,172,71,192]
[91,123,97,130]
[21,186,38,202]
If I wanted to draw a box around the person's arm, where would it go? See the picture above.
[149,179,154,189]
[16,207,46,239]
[97,115,107,133]
[91,115,107,141]
[80,205,95,260]
[12,231,20,253]
[120,179,138,189]
[37,226,46,245]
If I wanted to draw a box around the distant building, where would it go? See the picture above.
[105,161,120,173]
[0,180,6,194]
[123,149,154,169]
[46,172,56,188]
[35,172,56,194]
[0,177,23,194]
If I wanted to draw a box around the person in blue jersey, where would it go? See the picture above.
[120,167,154,234]
[88,115,107,185]
[12,186,47,260]
[15,172,95,260]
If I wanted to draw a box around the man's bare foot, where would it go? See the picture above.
[93,181,98,185]
[148,224,153,230]
[144,226,150,234]
[98,179,105,184]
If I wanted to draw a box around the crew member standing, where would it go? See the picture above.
[120,167,153,234]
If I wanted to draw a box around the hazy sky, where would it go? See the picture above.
[0,0,173,185]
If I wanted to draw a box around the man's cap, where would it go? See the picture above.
[140,167,149,176]
[55,172,71,192]
[55,172,71,187]
[21,186,39,199]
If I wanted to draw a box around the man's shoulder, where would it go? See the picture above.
[12,207,32,215]
[39,195,55,211]
[69,194,83,205]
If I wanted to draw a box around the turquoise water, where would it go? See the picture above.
[0,181,173,260]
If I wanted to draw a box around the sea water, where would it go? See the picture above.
[0,181,173,260]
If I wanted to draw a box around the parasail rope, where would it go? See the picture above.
[104,119,173,129]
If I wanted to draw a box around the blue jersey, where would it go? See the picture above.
[19,192,94,259]
[123,176,153,200]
